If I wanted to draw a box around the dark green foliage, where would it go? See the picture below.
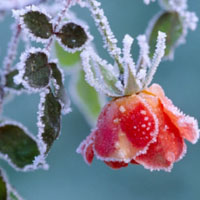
[0,124,40,169]
[40,89,61,153]
[57,23,88,49]
[24,52,50,89]
[0,170,7,200]
[149,12,183,58]
[49,63,69,111]
[5,69,24,91]
[23,11,53,39]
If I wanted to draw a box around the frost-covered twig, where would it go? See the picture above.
[85,0,123,73]
[3,22,21,74]
[45,0,75,51]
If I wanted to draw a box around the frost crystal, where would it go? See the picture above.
[158,0,198,31]
[0,0,37,10]
[144,0,156,5]
[136,35,151,70]
[144,32,166,87]
[86,0,123,72]
[81,47,123,97]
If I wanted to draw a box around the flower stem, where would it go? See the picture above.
[86,0,124,74]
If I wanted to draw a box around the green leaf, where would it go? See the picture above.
[0,123,40,169]
[55,42,80,68]
[23,11,53,39]
[98,64,122,95]
[0,169,23,200]
[71,69,105,126]
[39,88,62,153]
[23,52,51,89]
[57,22,88,49]
[5,69,24,91]
[49,63,70,114]
[9,190,22,200]
[0,169,7,200]
[148,12,183,58]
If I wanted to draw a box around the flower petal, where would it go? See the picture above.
[135,102,185,171]
[94,94,158,162]
[76,133,94,165]
[104,161,128,169]
[146,84,199,144]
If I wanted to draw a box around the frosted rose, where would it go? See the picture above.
[77,84,199,171]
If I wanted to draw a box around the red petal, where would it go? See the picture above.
[119,96,158,149]
[130,159,139,165]
[94,95,158,162]
[147,84,199,144]
[135,105,185,171]
[104,161,128,169]
[77,133,94,165]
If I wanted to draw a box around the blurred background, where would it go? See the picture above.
[0,0,200,199]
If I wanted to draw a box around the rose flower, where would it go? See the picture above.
[77,84,199,171]
[77,31,199,171]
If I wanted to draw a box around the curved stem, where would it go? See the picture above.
[86,0,124,74]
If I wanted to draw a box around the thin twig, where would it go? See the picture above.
[3,22,21,73]
[45,0,73,52]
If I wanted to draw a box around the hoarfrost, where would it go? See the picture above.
[144,0,156,5]
[0,120,48,171]
[144,31,166,87]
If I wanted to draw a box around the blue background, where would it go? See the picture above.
[0,0,200,200]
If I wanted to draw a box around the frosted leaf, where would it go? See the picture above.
[144,31,166,87]
[4,68,25,93]
[136,35,151,70]
[70,68,106,126]
[122,34,141,95]
[122,34,136,73]
[37,87,62,154]
[81,48,123,97]
[147,12,183,60]
[56,21,93,53]
[49,62,71,114]
[0,168,24,200]
[148,0,198,60]
[14,48,51,92]
[0,121,47,171]
[13,5,53,43]
[0,168,7,200]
